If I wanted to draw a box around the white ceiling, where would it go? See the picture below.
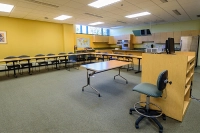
[0,0,200,28]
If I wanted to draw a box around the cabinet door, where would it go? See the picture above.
[154,33,161,43]
[133,36,142,44]
[103,36,109,42]
[181,31,191,36]
[147,35,154,41]
[190,30,199,36]
[174,31,181,43]
[108,36,114,44]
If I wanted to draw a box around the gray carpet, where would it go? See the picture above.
[0,66,200,133]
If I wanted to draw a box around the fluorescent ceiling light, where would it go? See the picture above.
[0,3,14,13]
[88,0,121,8]
[125,12,151,18]
[54,15,72,20]
[89,22,104,26]
[110,26,124,29]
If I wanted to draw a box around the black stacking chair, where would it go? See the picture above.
[58,52,68,68]
[125,54,134,71]
[46,53,59,69]
[67,52,78,70]
[77,54,86,64]
[18,55,33,74]
[109,52,121,60]
[97,52,108,62]
[4,56,20,76]
[86,54,96,63]
[35,54,48,71]
[129,70,171,133]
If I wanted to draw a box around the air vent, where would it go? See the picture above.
[172,10,181,15]
[197,15,200,17]
[25,0,59,8]
[116,20,126,24]
[84,13,103,18]
[160,0,168,3]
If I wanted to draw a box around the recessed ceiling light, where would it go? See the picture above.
[54,15,72,20]
[88,0,121,8]
[88,22,104,26]
[0,3,14,13]
[125,12,151,18]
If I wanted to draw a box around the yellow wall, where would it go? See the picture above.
[110,20,200,36]
[0,16,64,58]
[62,24,74,53]
[75,34,109,50]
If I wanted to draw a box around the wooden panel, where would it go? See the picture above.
[141,52,195,121]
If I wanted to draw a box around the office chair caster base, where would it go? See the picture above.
[135,124,139,129]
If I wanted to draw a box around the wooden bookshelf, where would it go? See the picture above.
[141,52,195,121]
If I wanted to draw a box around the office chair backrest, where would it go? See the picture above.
[157,70,168,91]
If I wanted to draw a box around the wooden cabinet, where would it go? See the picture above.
[154,33,161,43]
[181,30,199,36]
[174,31,181,43]
[132,36,142,44]
[108,36,117,44]
[153,32,173,43]
[141,52,195,121]
[93,35,109,42]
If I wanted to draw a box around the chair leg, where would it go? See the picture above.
[150,117,163,133]
[135,115,145,129]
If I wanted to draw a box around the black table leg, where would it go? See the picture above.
[135,58,141,74]
[82,69,101,97]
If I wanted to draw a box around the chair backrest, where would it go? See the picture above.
[46,53,55,56]
[19,55,30,58]
[35,54,45,57]
[4,56,18,59]
[58,52,66,55]
[157,70,168,91]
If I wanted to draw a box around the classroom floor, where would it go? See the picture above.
[0,66,199,133]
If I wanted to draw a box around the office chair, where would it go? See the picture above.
[18,55,33,74]
[4,56,20,77]
[35,54,48,72]
[129,70,171,133]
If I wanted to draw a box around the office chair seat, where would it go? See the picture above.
[133,83,163,98]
